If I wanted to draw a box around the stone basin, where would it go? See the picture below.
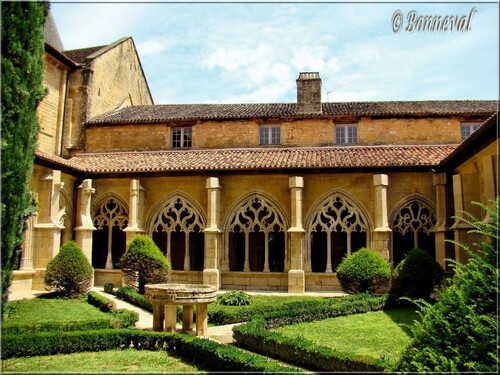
[144,283,217,305]
[144,283,217,337]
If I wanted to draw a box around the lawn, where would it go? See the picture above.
[1,349,202,373]
[274,308,419,367]
[3,297,110,323]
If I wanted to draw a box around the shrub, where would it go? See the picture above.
[115,287,153,312]
[397,199,499,372]
[103,283,114,294]
[336,248,391,294]
[44,241,92,298]
[109,309,139,328]
[119,235,171,293]
[390,248,444,302]
[216,291,252,306]
[87,291,116,312]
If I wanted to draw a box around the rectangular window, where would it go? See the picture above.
[335,124,358,145]
[172,127,192,149]
[461,122,481,141]
[259,125,281,145]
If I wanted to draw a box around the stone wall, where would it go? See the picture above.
[37,53,68,155]
[85,117,463,153]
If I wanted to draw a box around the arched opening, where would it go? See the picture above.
[92,197,128,269]
[150,195,205,271]
[226,195,287,272]
[308,194,368,273]
[391,200,436,265]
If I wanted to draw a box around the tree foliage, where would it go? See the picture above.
[1,1,48,313]
[397,198,499,372]
[44,241,93,298]
[119,235,171,294]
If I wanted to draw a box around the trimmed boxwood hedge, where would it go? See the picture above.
[0,329,300,372]
[233,293,388,372]
[87,291,116,312]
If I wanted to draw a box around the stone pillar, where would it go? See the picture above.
[74,179,96,264]
[34,170,65,268]
[20,216,36,270]
[372,174,391,261]
[432,173,448,269]
[288,176,305,293]
[482,155,497,210]
[203,177,222,289]
[124,179,146,243]
[451,174,473,264]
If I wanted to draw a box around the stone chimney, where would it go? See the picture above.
[296,72,322,114]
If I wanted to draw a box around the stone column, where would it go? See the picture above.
[124,179,146,243]
[450,174,473,264]
[34,170,65,268]
[288,176,305,293]
[20,215,36,270]
[482,155,496,210]
[372,174,391,261]
[203,177,222,289]
[432,173,448,269]
[74,179,96,264]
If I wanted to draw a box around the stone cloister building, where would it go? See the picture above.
[10,13,498,293]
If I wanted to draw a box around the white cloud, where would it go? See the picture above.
[136,37,168,56]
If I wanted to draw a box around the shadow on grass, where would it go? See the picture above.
[383,307,421,337]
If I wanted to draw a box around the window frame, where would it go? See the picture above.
[171,126,192,149]
[259,125,281,146]
[460,122,481,141]
[335,124,358,145]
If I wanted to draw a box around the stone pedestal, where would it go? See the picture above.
[145,283,217,337]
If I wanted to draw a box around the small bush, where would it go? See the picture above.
[87,291,116,312]
[109,309,139,328]
[217,291,252,306]
[103,283,114,294]
[390,248,444,302]
[336,248,391,294]
[119,235,171,293]
[44,241,93,298]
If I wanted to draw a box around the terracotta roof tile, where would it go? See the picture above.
[64,45,107,63]
[35,145,457,175]
[87,101,498,125]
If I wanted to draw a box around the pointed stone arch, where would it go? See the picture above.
[305,189,372,273]
[147,191,206,271]
[389,194,437,264]
[222,191,289,272]
[91,193,129,269]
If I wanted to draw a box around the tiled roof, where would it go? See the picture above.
[64,45,108,63]
[87,100,498,125]
[36,145,458,175]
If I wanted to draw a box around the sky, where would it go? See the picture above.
[50,1,499,105]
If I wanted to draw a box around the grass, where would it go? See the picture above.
[1,349,203,373]
[274,308,419,367]
[3,297,110,323]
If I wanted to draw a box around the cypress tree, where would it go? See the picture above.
[1,1,48,315]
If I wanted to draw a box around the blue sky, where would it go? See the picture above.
[51,1,499,104]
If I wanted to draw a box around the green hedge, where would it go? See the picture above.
[1,329,300,372]
[233,293,388,372]
[1,319,112,335]
[87,291,116,312]
[115,287,153,312]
